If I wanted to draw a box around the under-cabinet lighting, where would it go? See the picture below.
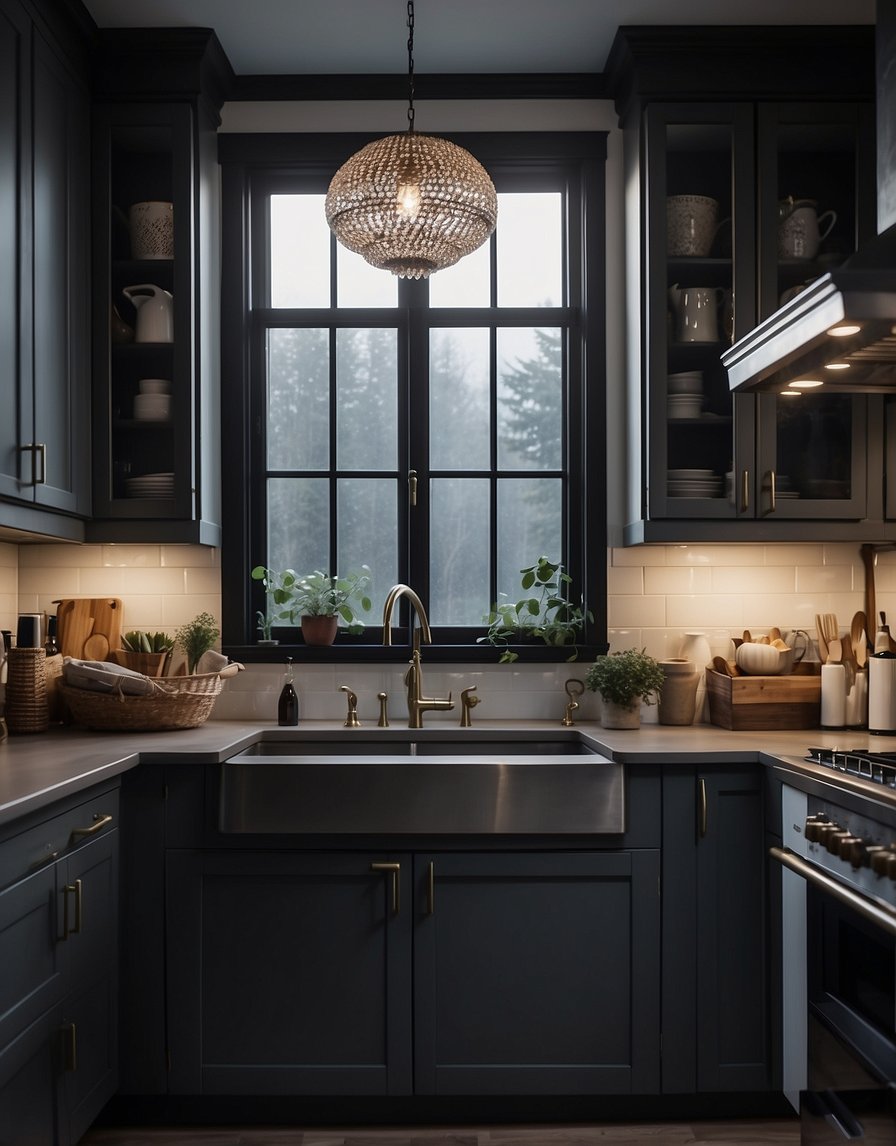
[827,324,862,337]
[780,389,802,396]
[789,379,823,388]
[824,361,851,370]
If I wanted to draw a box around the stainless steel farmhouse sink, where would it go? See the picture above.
[218,738,624,836]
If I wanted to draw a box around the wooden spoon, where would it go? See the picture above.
[828,637,842,664]
[83,633,110,662]
[852,610,868,668]
[769,626,782,642]
[814,614,829,664]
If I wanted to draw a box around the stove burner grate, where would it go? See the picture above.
[806,746,896,788]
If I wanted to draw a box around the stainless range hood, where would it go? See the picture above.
[725,1,896,394]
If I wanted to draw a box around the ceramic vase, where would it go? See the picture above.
[658,659,699,725]
[600,698,641,730]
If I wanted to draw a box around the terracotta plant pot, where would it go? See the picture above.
[301,615,339,646]
[600,698,641,729]
[108,649,170,677]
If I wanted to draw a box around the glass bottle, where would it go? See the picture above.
[278,657,299,726]
[44,616,60,657]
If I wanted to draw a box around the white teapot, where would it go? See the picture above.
[122,283,173,343]
[778,198,837,261]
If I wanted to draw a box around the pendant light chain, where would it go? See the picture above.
[324,0,497,278]
[406,0,416,134]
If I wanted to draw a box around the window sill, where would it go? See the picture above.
[224,641,607,666]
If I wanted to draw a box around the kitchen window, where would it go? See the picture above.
[219,132,607,660]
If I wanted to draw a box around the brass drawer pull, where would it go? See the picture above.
[70,812,113,842]
[370,862,401,915]
[62,879,82,939]
[697,778,708,839]
[426,861,435,915]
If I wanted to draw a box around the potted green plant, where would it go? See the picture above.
[479,556,593,663]
[250,566,301,645]
[109,630,175,677]
[290,568,372,645]
[585,648,665,729]
[175,612,221,674]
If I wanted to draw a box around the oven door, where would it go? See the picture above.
[772,845,896,1143]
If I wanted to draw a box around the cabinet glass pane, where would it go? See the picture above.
[335,328,397,471]
[776,394,852,500]
[430,329,490,470]
[664,123,735,503]
[267,329,329,471]
[430,477,489,626]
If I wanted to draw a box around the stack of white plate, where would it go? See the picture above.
[668,394,703,419]
[775,475,801,500]
[668,370,703,394]
[125,472,175,499]
[134,393,171,421]
[667,468,722,497]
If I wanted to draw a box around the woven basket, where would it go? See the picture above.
[6,648,49,734]
[60,671,224,732]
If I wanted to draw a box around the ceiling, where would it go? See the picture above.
[81,0,875,77]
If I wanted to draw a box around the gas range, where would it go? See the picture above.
[805,745,896,790]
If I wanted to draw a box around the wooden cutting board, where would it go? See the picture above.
[54,598,123,660]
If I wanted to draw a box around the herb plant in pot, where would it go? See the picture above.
[585,648,665,729]
[291,568,372,646]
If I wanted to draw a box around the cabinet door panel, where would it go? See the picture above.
[166,851,412,1096]
[0,864,64,1051]
[414,851,660,1095]
[31,26,90,514]
[0,1007,65,1146]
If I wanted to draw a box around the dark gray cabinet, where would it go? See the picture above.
[0,785,119,1145]
[0,0,90,540]
[606,28,883,544]
[87,30,228,545]
[662,764,769,1093]
[164,846,660,1098]
[413,851,660,1095]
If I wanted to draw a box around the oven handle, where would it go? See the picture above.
[770,846,896,938]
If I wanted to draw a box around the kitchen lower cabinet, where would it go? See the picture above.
[662,765,769,1093]
[0,785,119,1146]
[164,847,660,1098]
[413,851,660,1095]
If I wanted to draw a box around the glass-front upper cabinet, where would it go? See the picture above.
[642,99,874,527]
[753,103,875,520]
[644,103,755,522]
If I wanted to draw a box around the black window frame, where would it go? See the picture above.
[219,131,608,663]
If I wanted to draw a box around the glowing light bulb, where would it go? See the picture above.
[790,379,823,388]
[780,389,802,396]
[396,182,421,220]
[827,324,861,337]
[824,361,851,370]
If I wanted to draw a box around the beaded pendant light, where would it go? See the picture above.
[324,1,497,279]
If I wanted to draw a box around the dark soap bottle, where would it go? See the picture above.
[44,616,60,657]
[278,657,299,726]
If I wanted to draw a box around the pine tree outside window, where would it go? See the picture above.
[219,133,606,660]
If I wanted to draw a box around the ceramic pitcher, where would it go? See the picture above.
[122,284,173,343]
[668,284,723,343]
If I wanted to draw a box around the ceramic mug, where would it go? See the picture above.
[669,285,723,342]
[778,199,836,260]
[667,195,720,257]
[129,201,174,260]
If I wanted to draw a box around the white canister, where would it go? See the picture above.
[129,201,174,260]
[679,631,712,722]
[869,655,896,734]
[820,663,847,730]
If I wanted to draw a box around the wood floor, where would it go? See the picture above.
[80,1119,800,1146]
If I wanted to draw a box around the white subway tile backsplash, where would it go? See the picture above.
[711,565,795,595]
[664,544,765,567]
[100,544,162,567]
[795,564,853,594]
[607,594,667,628]
[644,565,712,595]
[607,564,643,594]
[765,544,825,567]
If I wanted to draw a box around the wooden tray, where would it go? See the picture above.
[706,664,821,731]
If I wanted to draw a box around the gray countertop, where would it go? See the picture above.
[1,717,894,828]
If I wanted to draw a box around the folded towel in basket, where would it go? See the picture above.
[62,656,156,696]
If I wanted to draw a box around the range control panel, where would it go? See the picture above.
[802,802,896,908]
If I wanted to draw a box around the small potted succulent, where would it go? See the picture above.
[109,630,175,677]
[479,556,592,663]
[585,647,665,729]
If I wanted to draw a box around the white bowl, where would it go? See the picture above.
[138,378,171,395]
[735,642,793,675]
[133,393,171,421]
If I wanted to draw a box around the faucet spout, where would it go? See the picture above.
[382,583,432,645]
[381,584,452,727]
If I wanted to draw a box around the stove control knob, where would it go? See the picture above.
[816,821,842,846]
[838,836,866,866]
[804,815,829,843]
[869,846,895,876]
[827,830,852,855]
